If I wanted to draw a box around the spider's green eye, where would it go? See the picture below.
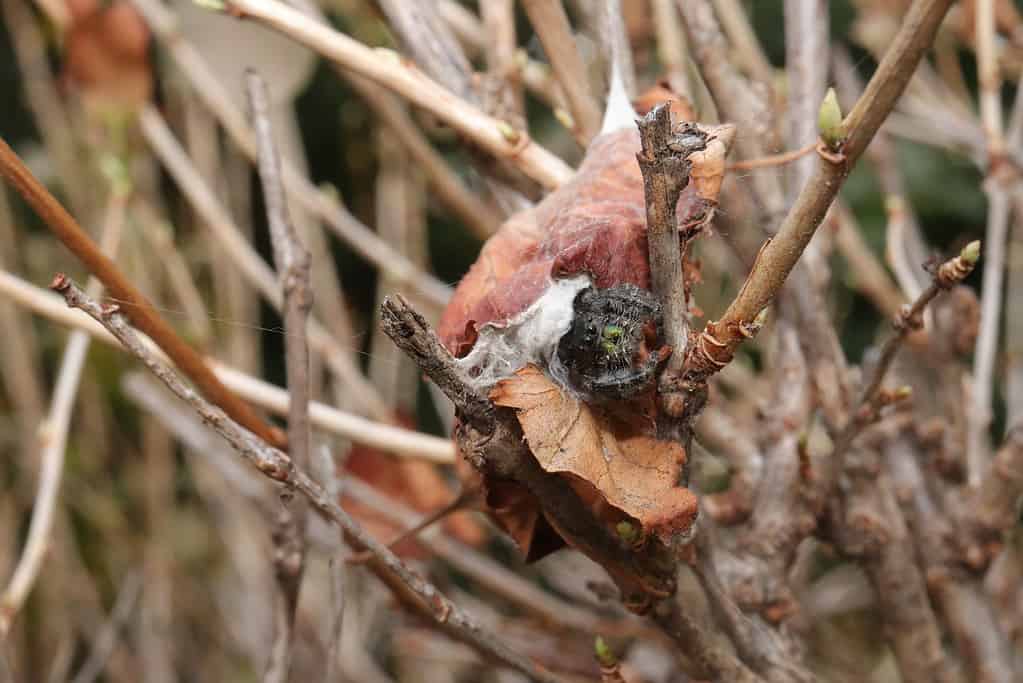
[600,324,625,354]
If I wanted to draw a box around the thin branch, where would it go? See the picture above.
[522,0,601,144]
[833,203,906,318]
[726,143,816,172]
[652,0,692,98]
[374,0,475,102]
[69,572,143,683]
[783,0,829,200]
[51,275,567,683]
[968,190,1012,484]
[976,0,1006,158]
[709,0,775,87]
[963,427,1023,553]
[0,194,127,637]
[137,105,392,421]
[247,71,311,683]
[0,133,285,449]
[342,73,500,239]
[129,0,453,307]
[686,0,957,377]
[831,242,979,457]
[222,0,574,190]
[679,0,786,227]
[834,447,958,683]
[636,104,698,374]
[0,268,456,463]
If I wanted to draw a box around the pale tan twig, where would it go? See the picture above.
[52,275,567,683]
[522,0,601,145]
[0,185,46,460]
[0,131,285,448]
[137,105,391,421]
[248,71,311,683]
[133,200,213,344]
[68,571,143,683]
[833,203,905,318]
[480,0,525,119]
[652,0,692,98]
[726,143,816,171]
[1007,193,1023,428]
[687,0,957,376]
[831,243,980,459]
[368,129,428,409]
[710,0,774,87]
[977,0,1006,157]
[679,0,787,229]
[784,0,829,200]
[968,190,1012,484]
[0,193,127,638]
[129,0,452,307]
[969,0,1012,485]
[222,0,573,189]
[0,268,456,463]
[343,74,501,239]
[375,0,474,101]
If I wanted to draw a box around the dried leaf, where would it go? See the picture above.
[64,0,152,110]
[439,122,726,358]
[491,366,698,545]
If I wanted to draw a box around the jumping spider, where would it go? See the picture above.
[556,284,669,401]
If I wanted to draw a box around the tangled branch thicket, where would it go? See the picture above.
[0,0,1021,681]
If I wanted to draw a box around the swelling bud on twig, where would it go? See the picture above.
[817,88,845,150]
[937,240,981,286]
[594,636,617,667]
[960,240,981,266]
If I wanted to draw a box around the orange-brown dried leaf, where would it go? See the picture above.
[64,0,152,111]
[490,366,698,545]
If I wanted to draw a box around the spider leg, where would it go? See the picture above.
[589,351,664,400]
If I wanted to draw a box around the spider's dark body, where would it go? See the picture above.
[556,284,667,401]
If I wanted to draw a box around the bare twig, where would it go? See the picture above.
[784,0,829,200]
[976,0,1006,158]
[222,0,574,190]
[129,0,453,307]
[679,0,786,227]
[375,0,475,102]
[963,427,1023,556]
[686,0,957,378]
[0,268,456,462]
[831,242,979,457]
[138,105,392,421]
[968,190,1011,483]
[652,0,691,98]
[343,74,500,239]
[635,104,699,374]
[521,0,601,145]
[0,133,285,448]
[52,276,567,683]
[726,143,816,172]
[69,572,143,683]
[247,71,311,683]
[833,444,958,683]
[0,193,127,637]
[710,0,774,87]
